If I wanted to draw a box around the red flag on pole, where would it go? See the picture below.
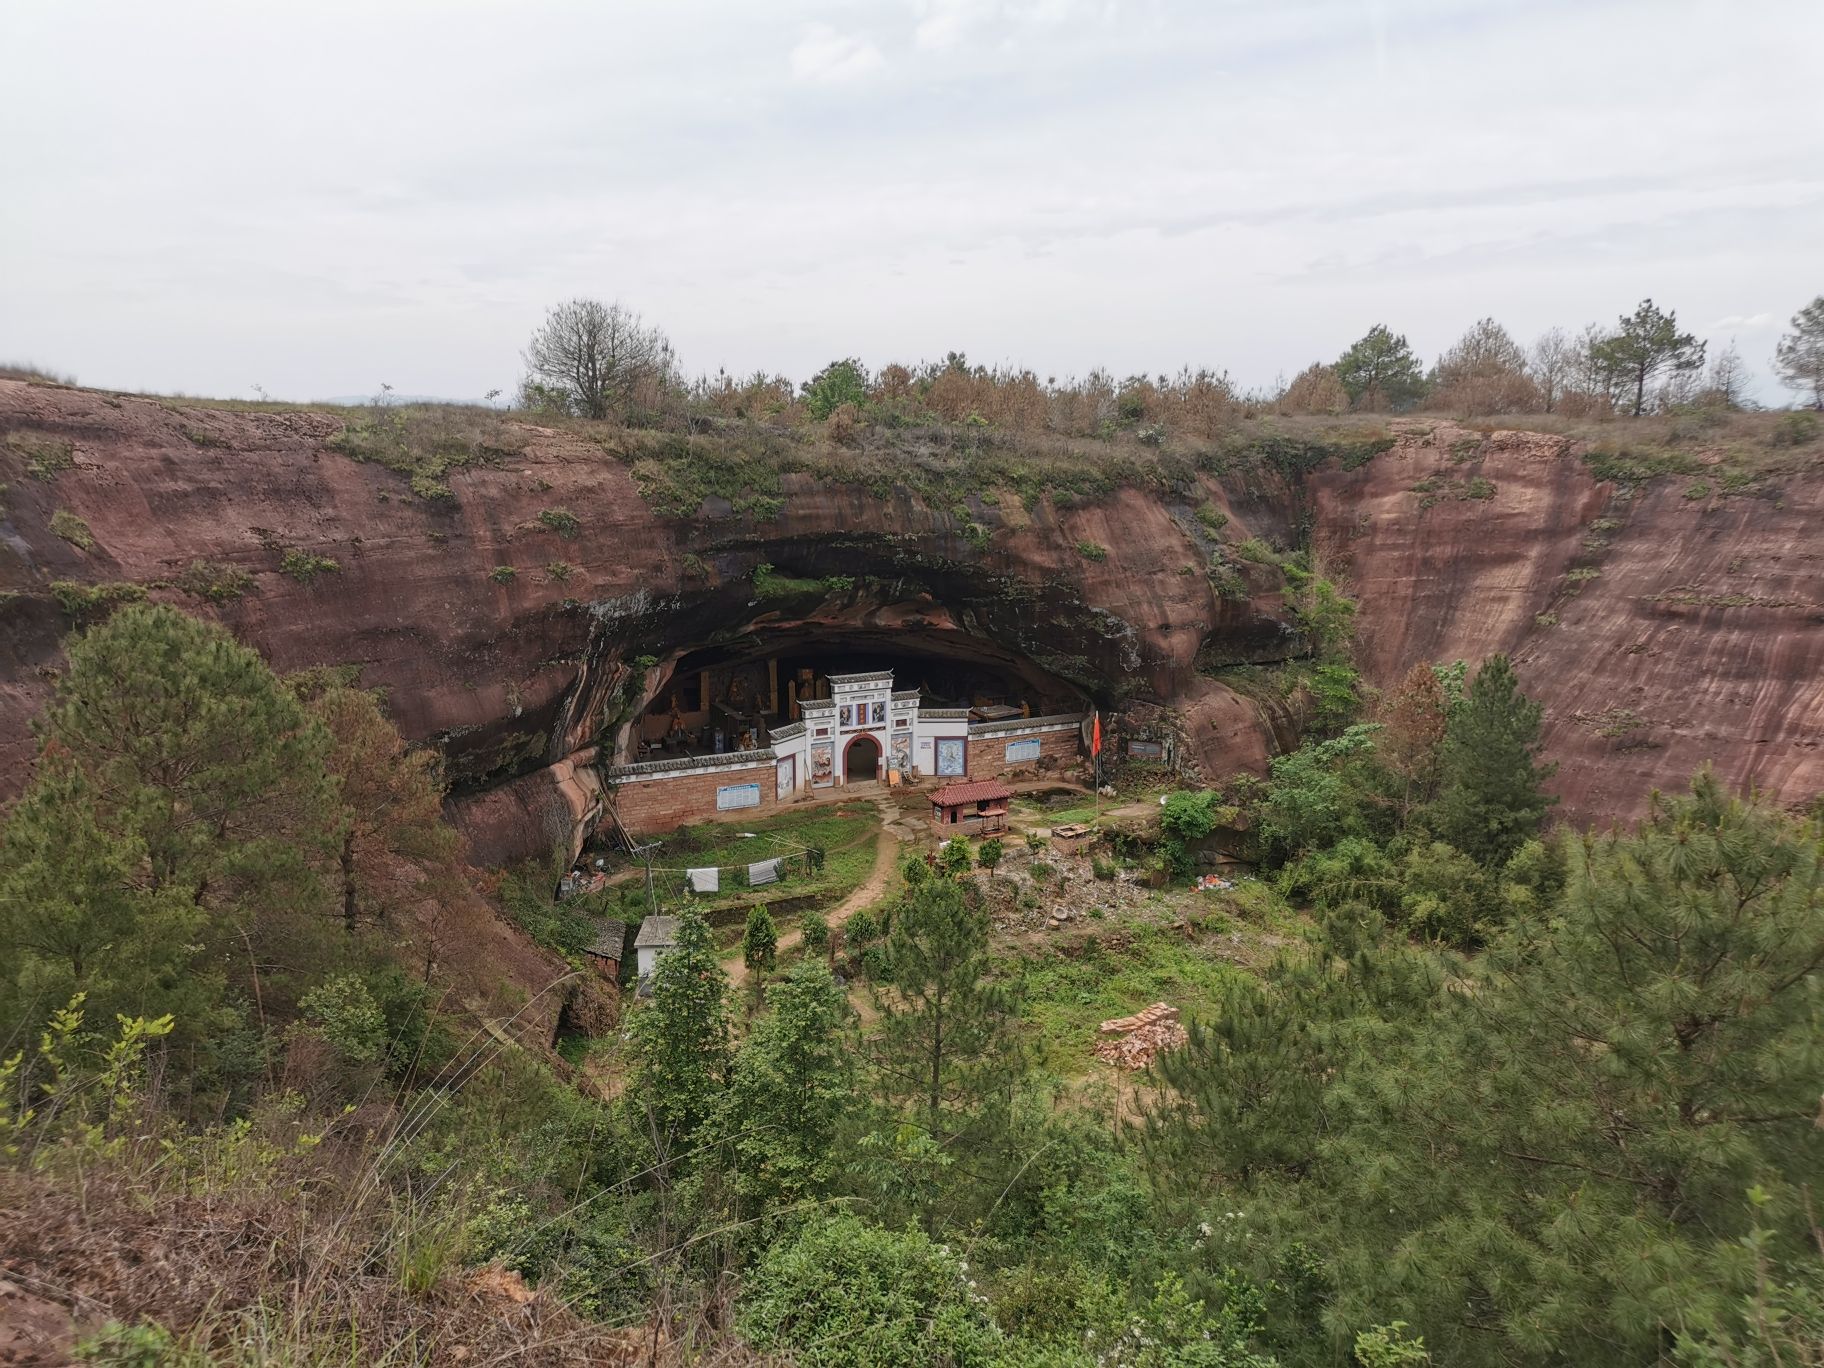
[1091,711,1102,757]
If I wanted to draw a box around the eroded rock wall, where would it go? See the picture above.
[3,382,1819,866]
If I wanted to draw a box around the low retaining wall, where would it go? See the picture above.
[609,752,779,835]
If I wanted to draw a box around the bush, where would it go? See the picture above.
[488,565,517,584]
[940,839,973,876]
[50,509,96,550]
[537,507,580,537]
[296,973,386,1065]
[737,1214,1003,1367]
[1075,540,1108,562]
[1769,411,1818,447]
[9,430,75,479]
[174,559,253,602]
[801,908,831,955]
[1091,856,1116,881]
[278,548,339,583]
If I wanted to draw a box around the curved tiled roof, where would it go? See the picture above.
[929,779,1014,806]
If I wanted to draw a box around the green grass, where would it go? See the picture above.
[644,802,884,935]
[50,508,95,550]
[7,430,75,479]
[1011,920,1250,1075]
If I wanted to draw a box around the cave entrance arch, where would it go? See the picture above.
[844,733,881,784]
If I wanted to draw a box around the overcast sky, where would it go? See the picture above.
[3,0,1818,404]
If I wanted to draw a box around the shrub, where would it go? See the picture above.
[49,580,147,624]
[488,565,517,584]
[1091,856,1116,881]
[296,973,386,1065]
[1684,480,1712,500]
[801,908,831,955]
[1075,540,1108,562]
[1769,411,1818,448]
[737,1214,1003,1367]
[537,507,580,537]
[544,561,573,583]
[174,559,253,602]
[1195,502,1229,532]
[50,509,95,550]
[278,548,339,583]
[940,839,972,876]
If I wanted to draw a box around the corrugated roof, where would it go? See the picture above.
[634,915,682,949]
[929,779,1015,806]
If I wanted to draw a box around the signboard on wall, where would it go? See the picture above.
[1127,739,1165,760]
[1005,738,1041,763]
[716,782,762,811]
[936,738,966,776]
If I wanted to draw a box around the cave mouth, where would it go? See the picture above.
[626,624,1087,764]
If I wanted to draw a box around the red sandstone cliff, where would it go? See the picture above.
[2,380,1818,863]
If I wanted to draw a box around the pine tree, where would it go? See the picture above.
[720,958,854,1217]
[292,676,459,935]
[1591,298,1705,416]
[1431,654,1554,865]
[742,905,779,980]
[0,754,216,1053]
[1375,662,1449,825]
[1774,294,1824,408]
[976,838,1003,885]
[1335,325,1428,412]
[630,912,731,1164]
[42,604,340,920]
[868,876,1020,1230]
[26,604,343,1050]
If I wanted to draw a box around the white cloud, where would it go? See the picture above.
[789,24,885,83]
[1705,313,1775,331]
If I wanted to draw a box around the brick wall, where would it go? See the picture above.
[968,724,1083,779]
[612,761,777,836]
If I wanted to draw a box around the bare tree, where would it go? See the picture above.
[1696,340,1755,410]
[1528,327,1575,414]
[1430,317,1539,416]
[521,298,677,422]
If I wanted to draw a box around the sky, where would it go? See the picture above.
[2,0,1819,405]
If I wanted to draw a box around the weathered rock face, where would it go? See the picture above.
[2,381,1819,866]
[1309,423,1824,831]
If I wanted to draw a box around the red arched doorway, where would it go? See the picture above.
[844,733,881,783]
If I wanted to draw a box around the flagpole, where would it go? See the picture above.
[1093,710,1102,824]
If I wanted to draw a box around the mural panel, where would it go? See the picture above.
[936,737,966,776]
[810,742,834,787]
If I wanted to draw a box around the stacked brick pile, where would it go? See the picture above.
[1092,1002,1188,1070]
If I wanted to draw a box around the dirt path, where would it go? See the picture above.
[725,795,906,986]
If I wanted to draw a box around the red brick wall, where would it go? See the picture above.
[612,762,776,836]
[968,726,1083,779]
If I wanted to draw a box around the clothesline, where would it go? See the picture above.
[635,834,813,878]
